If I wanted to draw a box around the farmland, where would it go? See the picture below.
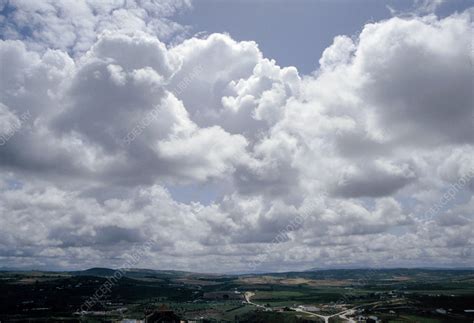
[1,268,473,322]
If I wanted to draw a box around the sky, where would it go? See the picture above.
[0,0,473,273]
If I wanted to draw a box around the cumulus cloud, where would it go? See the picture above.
[0,0,191,53]
[0,3,472,271]
[0,32,250,185]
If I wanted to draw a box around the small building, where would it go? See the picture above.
[297,305,321,312]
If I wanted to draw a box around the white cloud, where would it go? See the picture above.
[0,5,472,271]
[0,0,191,53]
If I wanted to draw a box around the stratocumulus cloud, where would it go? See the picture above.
[0,1,472,272]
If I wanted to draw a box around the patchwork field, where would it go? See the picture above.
[1,268,473,322]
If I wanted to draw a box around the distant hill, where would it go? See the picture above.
[3,267,473,280]
[68,267,219,279]
[70,267,117,277]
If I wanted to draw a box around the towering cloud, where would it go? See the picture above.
[0,1,472,272]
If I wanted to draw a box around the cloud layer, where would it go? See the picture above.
[0,1,473,272]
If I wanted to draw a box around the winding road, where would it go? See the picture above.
[244,292,386,322]
[244,292,353,322]
[292,307,355,323]
[244,292,266,309]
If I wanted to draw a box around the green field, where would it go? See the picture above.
[1,268,473,322]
